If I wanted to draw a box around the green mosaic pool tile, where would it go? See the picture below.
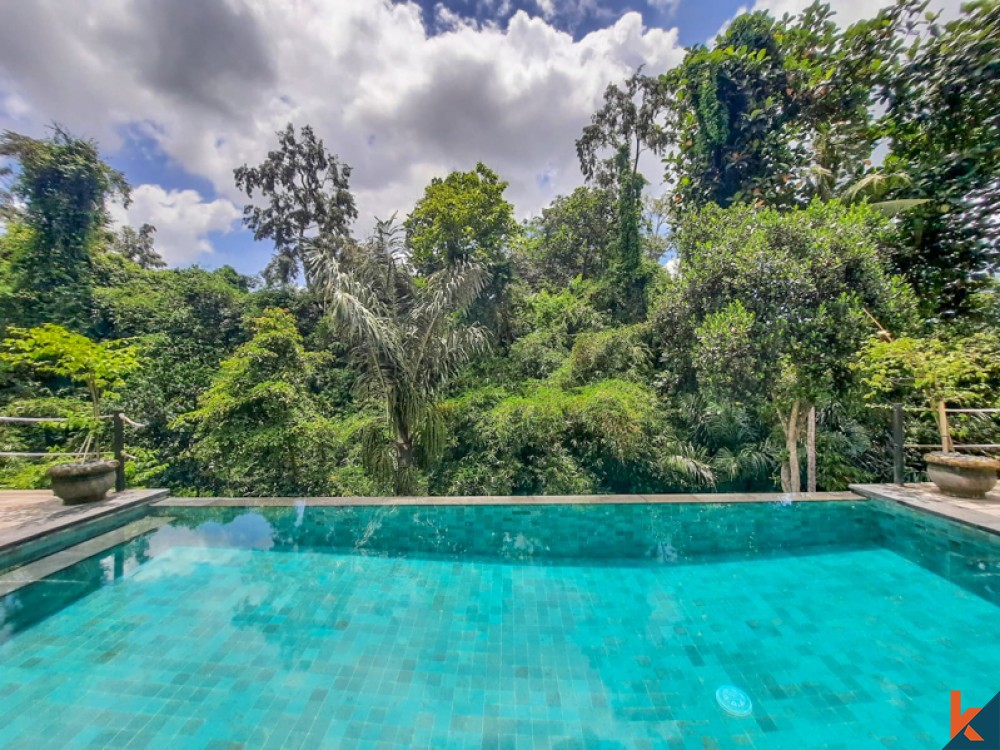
[0,499,998,747]
[1,543,998,748]
[870,498,1000,604]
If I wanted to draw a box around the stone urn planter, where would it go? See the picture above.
[924,452,998,499]
[48,460,119,504]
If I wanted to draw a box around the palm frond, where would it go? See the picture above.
[659,442,715,487]
[869,198,931,216]
[842,170,914,203]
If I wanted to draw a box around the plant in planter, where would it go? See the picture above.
[1,324,141,503]
[858,334,998,498]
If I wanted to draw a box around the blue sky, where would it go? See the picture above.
[405,0,743,45]
[104,129,277,276]
[0,0,913,277]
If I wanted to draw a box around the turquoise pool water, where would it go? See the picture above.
[0,500,998,749]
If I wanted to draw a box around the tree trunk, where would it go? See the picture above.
[394,433,416,496]
[807,405,817,493]
[780,462,791,493]
[780,400,801,494]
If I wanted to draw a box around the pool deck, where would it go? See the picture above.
[850,482,1000,535]
[0,488,169,563]
[154,490,859,508]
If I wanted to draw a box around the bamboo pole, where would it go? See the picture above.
[807,405,817,493]
[892,404,905,484]
[937,400,954,453]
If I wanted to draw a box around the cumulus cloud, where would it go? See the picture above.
[0,0,685,264]
[109,185,241,265]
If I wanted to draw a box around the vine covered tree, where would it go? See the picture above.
[0,127,129,330]
[662,3,901,210]
[606,146,648,322]
[876,0,1000,317]
[577,71,670,322]
[234,123,357,287]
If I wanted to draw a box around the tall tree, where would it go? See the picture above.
[662,3,900,210]
[514,186,617,289]
[656,201,916,492]
[0,127,129,331]
[234,123,357,287]
[314,217,490,495]
[405,163,518,341]
[111,223,165,269]
[576,68,671,188]
[875,0,1000,318]
[577,71,669,322]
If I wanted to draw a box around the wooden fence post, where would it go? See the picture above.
[112,410,126,493]
[892,403,905,485]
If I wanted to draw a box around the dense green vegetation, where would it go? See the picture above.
[1,0,997,496]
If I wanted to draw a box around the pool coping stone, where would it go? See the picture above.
[850,482,1000,536]
[0,488,169,571]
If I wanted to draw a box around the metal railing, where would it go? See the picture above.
[0,411,145,492]
[887,403,1000,484]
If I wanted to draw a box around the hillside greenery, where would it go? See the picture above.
[1,0,997,495]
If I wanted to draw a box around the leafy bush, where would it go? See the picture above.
[179,308,335,496]
[569,324,652,384]
[434,380,711,495]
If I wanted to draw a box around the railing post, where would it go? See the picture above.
[892,403,905,485]
[112,410,126,493]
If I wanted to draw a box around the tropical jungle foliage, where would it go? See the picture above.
[1,0,997,496]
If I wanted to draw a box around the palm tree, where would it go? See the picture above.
[310,216,490,494]
[676,394,777,489]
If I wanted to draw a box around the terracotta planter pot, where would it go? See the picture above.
[924,452,998,499]
[47,460,119,504]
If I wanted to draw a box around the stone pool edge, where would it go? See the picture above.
[850,482,1000,536]
[0,488,170,572]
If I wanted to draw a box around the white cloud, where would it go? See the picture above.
[536,0,556,19]
[709,0,966,68]
[0,0,685,258]
[109,184,241,265]
[747,0,964,26]
[648,0,681,17]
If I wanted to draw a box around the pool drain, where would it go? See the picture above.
[716,685,752,717]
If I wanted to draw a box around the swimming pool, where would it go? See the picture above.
[1,499,997,748]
